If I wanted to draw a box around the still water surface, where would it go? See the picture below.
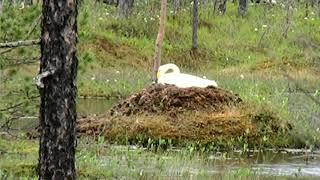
[7,98,320,178]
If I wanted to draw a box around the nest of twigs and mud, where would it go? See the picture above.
[76,84,292,148]
[109,84,242,116]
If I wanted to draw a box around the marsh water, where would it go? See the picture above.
[6,97,320,178]
[79,97,320,178]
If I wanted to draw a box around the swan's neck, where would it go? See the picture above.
[157,64,180,80]
[166,64,180,74]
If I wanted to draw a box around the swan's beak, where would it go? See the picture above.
[157,71,160,79]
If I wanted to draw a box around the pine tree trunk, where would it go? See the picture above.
[0,0,3,14]
[103,0,119,6]
[173,0,180,16]
[217,0,227,15]
[238,0,248,17]
[38,0,78,179]
[118,0,134,18]
[25,0,33,5]
[318,0,320,17]
[192,0,199,49]
[305,1,309,17]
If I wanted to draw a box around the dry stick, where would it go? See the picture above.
[0,95,39,134]
[152,0,167,83]
[0,95,39,112]
[6,57,39,67]
[0,48,13,55]
[0,102,25,112]
[26,14,42,37]
[282,0,293,39]
[0,39,40,48]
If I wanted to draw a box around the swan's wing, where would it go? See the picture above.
[158,73,218,88]
[179,73,218,87]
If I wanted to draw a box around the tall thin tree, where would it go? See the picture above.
[238,0,248,17]
[316,0,320,17]
[216,0,227,15]
[0,0,3,14]
[192,0,199,49]
[152,0,167,82]
[282,0,294,39]
[173,0,180,17]
[36,0,78,179]
[118,0,134,18]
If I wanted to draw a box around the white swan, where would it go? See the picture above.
[157,63,218,88]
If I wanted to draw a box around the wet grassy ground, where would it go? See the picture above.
[1,137,320,179]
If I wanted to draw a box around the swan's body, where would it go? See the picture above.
[157,63,218,88]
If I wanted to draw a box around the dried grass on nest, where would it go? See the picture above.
[109,84,242,116]
[77,84,260,143]
[29,84,290,145]
[77,107,255,142]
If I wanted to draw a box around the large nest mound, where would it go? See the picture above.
[110,84,242,117]
[26,84,291,148]
[77,84,291,148]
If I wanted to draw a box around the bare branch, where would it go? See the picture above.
[0,15,41,55]
[0,48,13,55]
[282,0,294,39]
[0,102,25,112]
[0,39,40,48]
[152,0,167,83]
[0,95,39,112]
[26,15,42,38]
[5,57,39,67]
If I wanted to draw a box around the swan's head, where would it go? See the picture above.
[157,63,180,79]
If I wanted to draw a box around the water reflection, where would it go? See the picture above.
[77,98,117,116]
[7,98,118,131]
[207,151,320,177]
[98,145,320,178]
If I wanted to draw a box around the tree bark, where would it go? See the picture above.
[217,0,227,15]
[192,0,199,49]
[118,0,134,18]
[152,0,167,82]
[0,0,3,14]
[318,0,320,17]
[282,0,294,39]
[25,0,33,5]
[37,0,78,179]
[238,0,248,17]
[305,1,309,17]
[173,0,180,16]
[103,0,119,6]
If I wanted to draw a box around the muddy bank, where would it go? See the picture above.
[77,84,291,147]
